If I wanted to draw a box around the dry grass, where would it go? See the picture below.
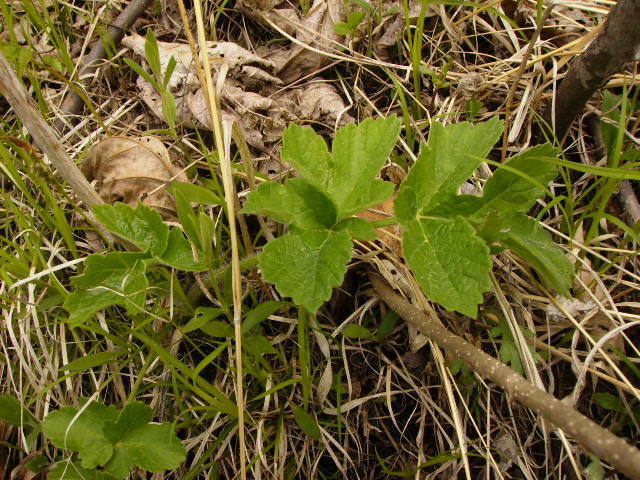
[1,0,639,478]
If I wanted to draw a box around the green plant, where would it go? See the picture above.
[64,199,208,326]
[0,395,185,480]
[242,116,574,316]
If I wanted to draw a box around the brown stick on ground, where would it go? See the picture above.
[369,273,640,479]
[0,52,103,207]
[54,0,152,132]
[546,0,640,142]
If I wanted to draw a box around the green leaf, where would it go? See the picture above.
[44,403,118,469]
[242,179,337,230]
[157,228,207,271]
[65,253,149,326]
[243,334,278,356]
[593,392,622,412]
[62,351,127,373]
[144,28,162,80]
[0,394,38,427]
[377,311,399,340]
[183,307,225,333]
[335,217,377,240]
[172,188,201,250]
[281,123,333,189]
[292,406,321,440]
[242,300,289,334]
[92,203,169,255]
[499,216,573,297]
[397,117,503,218]
[103,423,185,478]
[327,116,400,217]
[170,182,221,206]
[342,324,374,339]
[477,144,559,215]
[489,318,523,375]
[259,229,353,312]
[402,217,492,317]
[103,402,153,443]
[49,460,115,480]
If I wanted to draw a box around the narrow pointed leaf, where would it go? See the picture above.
[157,228,207,271]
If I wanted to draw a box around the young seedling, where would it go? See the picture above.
[242,116,574,317]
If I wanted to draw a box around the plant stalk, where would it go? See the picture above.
[369,272,640,479]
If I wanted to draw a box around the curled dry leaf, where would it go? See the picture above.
[81,136,187,218]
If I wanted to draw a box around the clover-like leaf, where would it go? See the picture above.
[157,228,207,271]
[259,229,353,312]
[65,252,149,326]
[397,117,503,217]
[402,216,492,317]
[327,116,401,217]
[92,203,169,255]
[242,178,337,230]
[500,216,573,297]
[44,403,118,469]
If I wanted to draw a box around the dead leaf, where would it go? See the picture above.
[81,136,187,218]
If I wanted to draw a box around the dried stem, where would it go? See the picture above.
[0,52,103,208]
[369,273,640,479]
[54,0,152,132]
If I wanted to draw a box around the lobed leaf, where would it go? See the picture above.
[281,123,333,188]
[327,116,401,217]
[397,117,503,218]
[499,216,573,297]
[478,144,559,215]
[242,178,337,230]
[402,216,492,317]
[92,203,169,256]
[157,228,207,271]
[259,229,353,312]
[65,253,149,326]
[44,403,118,469]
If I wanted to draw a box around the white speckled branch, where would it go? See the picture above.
[369,273,640,479]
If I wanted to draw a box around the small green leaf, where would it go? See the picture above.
[25,454,49,473]
[144,29,162,80]
[49,460,114,480]
[259,229,353,312]
[402,217,491,317]
[335,217,377,240]
[172,188,201,249]
[65,253,149,326]
[377,311,399,340]
[394,184,418,224]
[0,394,38,427]
[243,334,278,356]
[183,307,225,333]
[292,406,321,440]
[162,91,177,129]
[242,300,289,334]
[500,216,573,297]
[170,182,221,206]
[478,144,559,215]
[593,392,622,412]
[489,318,523,375]
[92,203,169,255]
[44,403,117,469]
[281,124,333,189]
[327,116,400,217]
[242,179,337,230]
[157,229,207,271]
[62,351,127,373]
[342,324,374,339]
[397,117,503,217]
[103,423,185,478]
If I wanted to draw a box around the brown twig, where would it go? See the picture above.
[54,0,152,132]
[0,52,103,208]
[368,272,640,479]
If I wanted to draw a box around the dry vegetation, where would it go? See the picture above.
[1,0,639,479]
